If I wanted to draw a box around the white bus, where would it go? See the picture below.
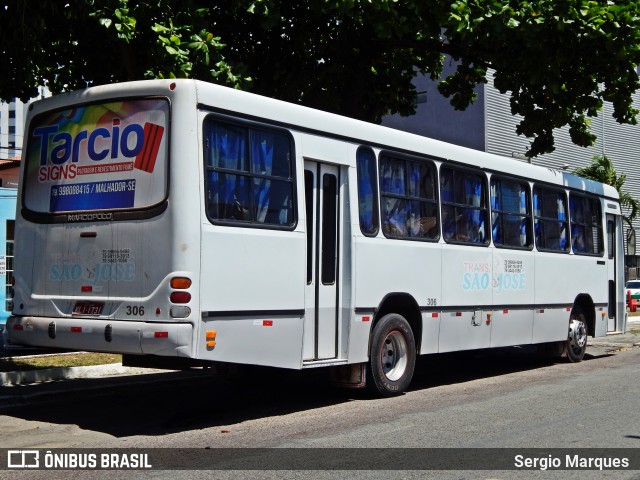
[7,79,626,396]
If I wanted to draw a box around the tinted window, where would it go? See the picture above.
[533,187,569,252]
[569,194,603,255]
[356,147,379,236]
[491,177,532,249]
[204,118,295,227]
[380,154,438,240]
[440,166,488,245]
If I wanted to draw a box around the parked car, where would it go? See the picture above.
[626,280,640,305]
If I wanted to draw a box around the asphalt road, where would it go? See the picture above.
[2,344,640,480]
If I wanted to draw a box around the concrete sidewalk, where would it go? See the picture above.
[0,362,168,387]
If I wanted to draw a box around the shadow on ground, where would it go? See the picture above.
[0,345,607,438]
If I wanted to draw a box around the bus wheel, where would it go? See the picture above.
[367,313,416,396]
[564,309,588,363]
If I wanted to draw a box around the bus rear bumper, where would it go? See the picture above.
[5,316,193,357]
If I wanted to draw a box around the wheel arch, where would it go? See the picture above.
[371,292,422,353]
[572,293,596,336]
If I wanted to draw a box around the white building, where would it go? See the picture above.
[0,88,49,160]
[0,98,25,161]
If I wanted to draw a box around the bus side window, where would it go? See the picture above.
[356,147,379,236]
[379,154,438,241]
[533,186,569,253]
[204,117,295,228]
[490,177,531,249]
[441,166,488,245]
[569,193,603,255]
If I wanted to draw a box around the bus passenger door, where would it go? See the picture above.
[303,160,339,360]
[606,214,619,333]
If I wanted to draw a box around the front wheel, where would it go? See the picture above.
[367,313,416,396]
[564,309,588,362]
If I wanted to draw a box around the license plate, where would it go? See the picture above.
[72,301,104,316]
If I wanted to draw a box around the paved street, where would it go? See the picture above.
[1,335,639,480]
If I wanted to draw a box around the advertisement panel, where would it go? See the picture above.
[24,99,169,213]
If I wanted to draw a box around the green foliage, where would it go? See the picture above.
[573,155,639,226]
[2,1,640,156]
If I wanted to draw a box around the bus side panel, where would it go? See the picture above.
[197,226,306,368]
[352,237,442,355]
[199,315,304,369]
[490,249,534,347]
[533,253,574,343]
[439,245,492,352]
[533,253,607,342]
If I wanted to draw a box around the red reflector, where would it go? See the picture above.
[432,313,439,318]
[455,312,462,317]
[154,331,169,338]
[13,324,23,331]
[71,327,82,333]
[362,316,370,322]
[170,292,191,304]
[566,308,571,312]
[81,286,92,292]
[503,309,509,314]
[263,320,273,326]
[539,309,545,314]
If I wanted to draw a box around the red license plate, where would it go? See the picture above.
[72,301,104,316]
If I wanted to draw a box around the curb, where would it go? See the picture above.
[0,363,165,387]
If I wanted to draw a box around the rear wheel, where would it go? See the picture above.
[367,313,416,396]
[564,308,588,362]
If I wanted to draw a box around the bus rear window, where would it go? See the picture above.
[24,99,169,214]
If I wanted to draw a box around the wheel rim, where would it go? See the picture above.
[568,319,587,353]
[381,330,408,381]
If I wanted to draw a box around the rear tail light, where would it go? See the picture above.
[170,306,191,318]
[170,291,191,304]
[169,276,192,316]
[170,277,192,289]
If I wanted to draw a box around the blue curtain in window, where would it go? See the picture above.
[208,126,248,219]
[251,131,274,222]
[357,149,377,233]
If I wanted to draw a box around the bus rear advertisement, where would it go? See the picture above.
[6,80,626,396]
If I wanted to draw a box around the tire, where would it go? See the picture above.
[366,313,416,396]
[564,308,588,363]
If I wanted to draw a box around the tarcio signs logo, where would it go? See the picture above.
[24,99,169,214]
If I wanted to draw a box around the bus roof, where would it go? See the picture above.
[25,79,619,201]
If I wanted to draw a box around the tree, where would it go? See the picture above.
[3,1,640,157]
[573,155,639,227]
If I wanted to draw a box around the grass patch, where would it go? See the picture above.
[0,353,121,372]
